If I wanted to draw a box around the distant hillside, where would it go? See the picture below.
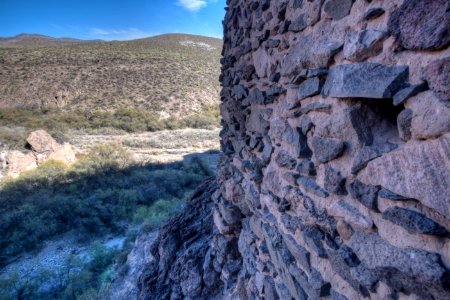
[0,33,222,118]
[0,33,96,48]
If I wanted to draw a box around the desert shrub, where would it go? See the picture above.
[0,147,212,265]
[0,106,220,149]
[133,198,184,228]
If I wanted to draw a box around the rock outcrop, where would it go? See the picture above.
[1,130,76,178]
[139,0,450,299]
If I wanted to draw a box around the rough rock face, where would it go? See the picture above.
[139,0,450,299]
[2,130,76,178]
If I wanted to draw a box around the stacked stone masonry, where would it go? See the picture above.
[138,0,450,299]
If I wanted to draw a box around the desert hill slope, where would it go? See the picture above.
[0,33,222,117]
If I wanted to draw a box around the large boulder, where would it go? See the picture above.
[388,0,450,51]
[322,63,409,98]
[26,130,76,164]
[358,134,450,217]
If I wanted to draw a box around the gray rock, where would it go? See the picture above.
[349,231,449,299]
[378,188,412,201]
[281,34,343,76]
[382,207,449,237]
[344,30,387,62]
[246,88,266,105]
[388,0,450,50]
[281,214,302,234]
[233,84,249,101]
[307,68,328,78]
[295,128,313,159]
[364,7,385,20]
[290,103,332,118]
[358,134,450,218]
[300,116,313,135]
[348,180,379,210]
[266,86,286,104]
[397,108,413,141]
[324,166,347,195]
[297,77,323,100]
[266,39,280,48]
[323,0,354,20]
[296,159,316,176]
[393,82,428,105]
[302,226,327,258]
[347,106,374,145]
[311,136,345,163]
[351,146,381,175]
[323,63,409,98]
[275,150,297,169]
[289,14,307,32]
[282,234,311,272]
[297,176,330,198]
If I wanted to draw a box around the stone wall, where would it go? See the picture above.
[138,0,450,299]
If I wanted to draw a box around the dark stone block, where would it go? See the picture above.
[388,0,450,50]
[275,150,297,169]
[281,214,302,234]
[324,166,347,195]
[296,159,316,176]
[351,146,381,174]
[323,0,354,20]
[246,88,266,105]
[378,188,412,201]
[382,207,449,237]
[348,180,380,210]
[397,108,413,141]
[296,128,313,159]
[290,103,332,118]
[323,63,409,99]
[266,39,281,48]
[303,226,328,258]
[283,233,311,272]
[297,176,330,198]
[347,106,374,146]
[289,14,307,32]
[393,82,428,106]
[297,77,323,100]
[300,116,313,135]
[311,136,345,163]
[307,68,328,78]
[364,7,385,20]
[266,86,286,104]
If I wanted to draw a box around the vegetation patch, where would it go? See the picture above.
[0,105,220,149]
[0,143,213,266]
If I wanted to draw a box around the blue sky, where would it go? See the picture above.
[0,0,226,40]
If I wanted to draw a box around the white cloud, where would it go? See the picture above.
[177,0,207,12]
[88,27,155,40]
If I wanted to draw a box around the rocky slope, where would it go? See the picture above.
[138,0,450,299]
[0,34,221,117]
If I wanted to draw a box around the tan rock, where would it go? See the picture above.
[26,130,76,165]
[406,91,450,140]
[358,134,450,218]
[5,151,37,178]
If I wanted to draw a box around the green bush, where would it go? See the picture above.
[0,145,212,265]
